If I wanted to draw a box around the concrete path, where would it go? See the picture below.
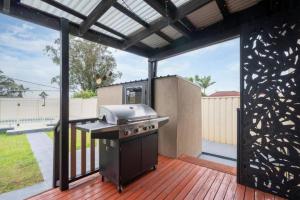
[27,133,53,185]
[199,139,237,167]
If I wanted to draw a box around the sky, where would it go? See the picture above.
[0,13,240,98]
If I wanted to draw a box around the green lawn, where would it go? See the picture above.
[0,132,43,194]
[47,130,91,150]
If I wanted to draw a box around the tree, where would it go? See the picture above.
[45,37,122,93]
[188,75,216,96]
[0,70,28,97]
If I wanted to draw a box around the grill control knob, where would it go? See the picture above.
[151,125,155,129]
[134,128,139,133]
[143,127,147,131]
[124,130,130,136]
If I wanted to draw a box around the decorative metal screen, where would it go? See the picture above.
[240,13,300,199]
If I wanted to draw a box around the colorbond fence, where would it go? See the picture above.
[0,98,97,126]
[202,96,240,145]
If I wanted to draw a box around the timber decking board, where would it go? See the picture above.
[27,155,285,200]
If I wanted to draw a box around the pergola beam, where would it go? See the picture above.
[0,1,152,57]
[143,0,194,37]
[113,2,148,27]
[123,0,211,49]
[150,0,271,61]
[215,0,230,17]
[41,0,127,40]
[79,0,116,35]
[113,2,173,43]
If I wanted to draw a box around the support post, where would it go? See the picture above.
[3,0,10,13]
[52,123,60,188]
[147,60,157,108]
[59,17,69,191]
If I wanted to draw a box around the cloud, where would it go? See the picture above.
[113,51,148,83]
[158,60,192,77]
[0,20,58,56]
[174,37,239,58]
[0,32,56,55]
[0,53,58,85]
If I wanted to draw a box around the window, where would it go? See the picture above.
[125,87,143,104]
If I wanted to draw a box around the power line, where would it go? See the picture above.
[11,77,59,89]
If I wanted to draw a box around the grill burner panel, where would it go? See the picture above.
[76,104,169,192]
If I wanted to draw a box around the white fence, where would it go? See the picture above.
[0,98,97,126]
[202,96,240,145]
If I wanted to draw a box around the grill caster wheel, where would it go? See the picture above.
[101,176,105,182]
[117,185,123,193]
[153,165,157,170]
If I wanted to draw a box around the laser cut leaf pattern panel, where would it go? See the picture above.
[240,14,300,199]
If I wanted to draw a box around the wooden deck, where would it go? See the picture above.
[28,155,285,200]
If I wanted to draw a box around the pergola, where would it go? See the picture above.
[1,0,299,199]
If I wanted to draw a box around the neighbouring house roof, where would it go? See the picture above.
[209,91,240,97]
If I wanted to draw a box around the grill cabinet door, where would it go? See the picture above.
[120,138,141,183]
[99,139,119,184]
[142,133,158,170]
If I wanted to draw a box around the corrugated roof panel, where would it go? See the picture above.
[161,26,183,40]
[21,0,83,24]
[98,7,144,36]
[187,1,223,29]
[55,0,102,16]
[91,25,123,40]
[226,0,262,13]
[117,0,162,24]
[141,34,169,48]
[171,0,192,7]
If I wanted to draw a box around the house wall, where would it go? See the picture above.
[154,77,179,158]
[97,85,123,105]
[155,76,202,158]
[177,78,202,157]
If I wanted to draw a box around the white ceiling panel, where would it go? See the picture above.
[141,34,169,48]
[117,0,162,24]
[187,1,223,29]
[55,0,101,16]
[21,0,83,24]
[161,26,183,40]
[98,7,144,36]
[171,0,192,7]
[226,0,262,13]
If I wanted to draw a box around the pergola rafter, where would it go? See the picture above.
[0,0,153,57]
[122,0,212,50]
[215,0,230,18]
[41,0,128,40]
[143,0,194,38]
[1,0,291,60]
[79,0,116,35]
[113,2,173,43]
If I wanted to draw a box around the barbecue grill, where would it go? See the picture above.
[77,104,169,192]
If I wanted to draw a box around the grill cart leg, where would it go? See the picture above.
[153,165,157,170]
[117,185,123,193]
[101,175,105,182]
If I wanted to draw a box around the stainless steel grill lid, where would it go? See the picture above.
[99,104,158,125]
